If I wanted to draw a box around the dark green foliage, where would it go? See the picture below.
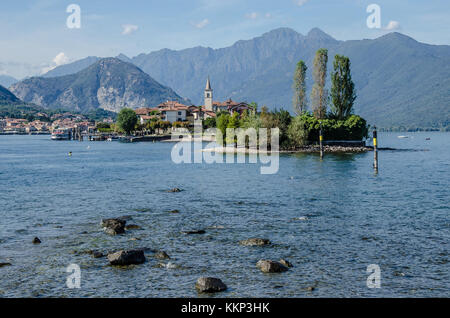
[117,108,138,135]
[203,117,216,129]
[85,108,117,121]
[330,55,356,119]
[216,113,230,136]
[300,113,368,141]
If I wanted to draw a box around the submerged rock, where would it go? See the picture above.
[125,224,141,230]
[92,251,104,258]
[107,250,146,265]
[101,218,126,235]
[32,237,41,244]
[168,210,180,214]
[256,260,288,273]
[182,230,206,235]
[195,277,227,293]
[0,262,12,268]
[155,251,170,260]
[239,238,271,246]
[157,262,178,269]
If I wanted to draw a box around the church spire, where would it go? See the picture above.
[204,76,213,111]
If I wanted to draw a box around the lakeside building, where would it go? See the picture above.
[135,77,252,125]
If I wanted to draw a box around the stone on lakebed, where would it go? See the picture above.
[239,238,271,246]
[256,260,289,273]
[195,277,227,293]
[107,249,146,266]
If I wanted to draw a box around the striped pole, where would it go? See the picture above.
[373,126,378,172]
[319,121,324,159]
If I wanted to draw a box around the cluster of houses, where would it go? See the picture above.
[0,112,98,134]
[1,78,251,134]
[0,118,50,134]
[135,78,252,125]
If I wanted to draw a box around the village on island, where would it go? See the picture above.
[1,50,370,155]
[0,77,252,140]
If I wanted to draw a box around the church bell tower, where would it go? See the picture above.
[204,77,213,111]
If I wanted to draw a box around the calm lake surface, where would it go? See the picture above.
[0,132,449,298]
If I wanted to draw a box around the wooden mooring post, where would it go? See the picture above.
[373,126,378,172]
[319,121,324,159]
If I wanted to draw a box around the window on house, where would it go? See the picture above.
[178,111,182,115]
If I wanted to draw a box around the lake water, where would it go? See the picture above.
[0,132,449,298]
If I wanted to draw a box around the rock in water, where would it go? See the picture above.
[195,277,227,293]
[182,230,206,235]
[155,251,170,260]
[239,238,271,246]
[92,251,104,258]
[168,188,182,193]
[0,262,12,268]
[256,260,288,273]
[101,218,126,235]
[107,250,146,266]
[279,259,293,268]
[32,237,41,244]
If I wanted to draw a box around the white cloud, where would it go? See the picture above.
[121,24,139,35]
[41,52,69,74]
[384,21,401,31]
[192,19,210,29]
[53,52,69,66]
[296,0,309,7]
[246,12,258,19]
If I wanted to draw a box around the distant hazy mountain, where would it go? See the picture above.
[28,28,450,128]
[0,84,19,104]
[0,75,18,88]
[10,58,186,113]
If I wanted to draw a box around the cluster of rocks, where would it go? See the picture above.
[289,145,370,153]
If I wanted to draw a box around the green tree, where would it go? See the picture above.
[293,60,308,115]
[311,49,329,119]
[287,116,308,149]
[216,113,230,145]
[117,108,137,135]
[274,109,292,148]
[330,55,356,119]
[227,112,240,129]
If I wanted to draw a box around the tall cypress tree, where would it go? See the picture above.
[310,49,328,119]
[292,60,308,115]
[331,55,356,119]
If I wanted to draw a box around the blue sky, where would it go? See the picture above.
[1,0,449,79]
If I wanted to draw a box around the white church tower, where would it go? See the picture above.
[204,77,213,111]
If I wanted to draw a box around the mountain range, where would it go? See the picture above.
[9,28,450,129]
[0,75,18,88]
[10,58,186,113]
[0,84,19,104]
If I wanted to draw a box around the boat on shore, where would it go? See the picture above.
[51,128,71,140]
